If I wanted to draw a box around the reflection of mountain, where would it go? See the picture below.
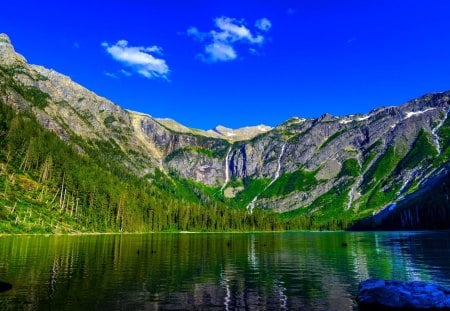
[0,233,449,310]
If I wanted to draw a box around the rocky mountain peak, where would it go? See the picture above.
[318,113,334,122]
[213,125,232,133]
[0,33,11,44]
[0,33,27,65]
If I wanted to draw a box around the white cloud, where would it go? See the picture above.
[102,40,169,79]
[214,17,264,44]
[187,16,271,63]
[255,18,272,32]
[143,45,164,55]
[205,42,236,62]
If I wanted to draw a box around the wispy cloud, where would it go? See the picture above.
[104,72,118,79]
[187,16,271,63]
[255,18,272,32]
[102,40,169,79]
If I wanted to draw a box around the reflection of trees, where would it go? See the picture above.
[0,232,449,310]
[377,232,450,286]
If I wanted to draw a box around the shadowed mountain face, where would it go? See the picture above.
[1,32,449,229]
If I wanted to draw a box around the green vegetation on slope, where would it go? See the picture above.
[319,129,346,150]
[437,114,450,163]
[338,158,360,178]
[303,180,354,230]
[259,169,318,199]
[280,179,355,230]
[361,140,382,171]
[352,168,450,230]
[230,178,271,208]
[358,131,436,213]
[0,65,50,109]
[396,130,437,171]
[0,101,317,233]
[362,145,404,192]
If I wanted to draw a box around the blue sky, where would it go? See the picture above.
[1,1,450,129]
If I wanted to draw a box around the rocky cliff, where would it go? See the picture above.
[1,33,449,226]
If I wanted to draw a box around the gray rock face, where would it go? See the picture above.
[357,279,450,310]
[164,148,224,185]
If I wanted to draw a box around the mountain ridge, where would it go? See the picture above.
[1,32,450,231]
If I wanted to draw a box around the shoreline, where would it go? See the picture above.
[2,229,446,237]
[0,230,345,237]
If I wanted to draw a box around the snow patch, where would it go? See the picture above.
[356,115,370,121]
[339,114,371,124]
[339,119,353,125]
[404,108,436,119]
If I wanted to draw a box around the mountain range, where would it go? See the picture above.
[1,33,449,233]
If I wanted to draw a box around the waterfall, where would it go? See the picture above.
[347,186,355,210]
[247,195,258,214]
[398,173,413,195]
[220,147,232,192]
[264,143,286,190]
[246,143,286,213]
[431,109,449,155]
[346,154,363,210]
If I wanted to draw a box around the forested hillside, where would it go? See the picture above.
[0,101,314,233]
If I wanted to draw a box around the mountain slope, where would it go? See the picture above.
[0,98,299,233]
[1,33,449,231]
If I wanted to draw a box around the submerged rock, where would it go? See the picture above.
[0,281,12,293]
[357,279,450,310]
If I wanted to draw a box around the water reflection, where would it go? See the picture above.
[0,231,449,310]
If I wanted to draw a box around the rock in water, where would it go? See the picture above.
[357,279,450,310]
[0,281,12,292]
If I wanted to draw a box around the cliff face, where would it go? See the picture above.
[1,33,449,224]
[223,93,449,214]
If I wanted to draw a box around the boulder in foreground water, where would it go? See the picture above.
[0,281,12,293]
[357,279,450,310]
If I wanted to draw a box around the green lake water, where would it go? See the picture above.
[0,231,450,310]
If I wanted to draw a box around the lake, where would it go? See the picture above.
[0,231,450,310]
